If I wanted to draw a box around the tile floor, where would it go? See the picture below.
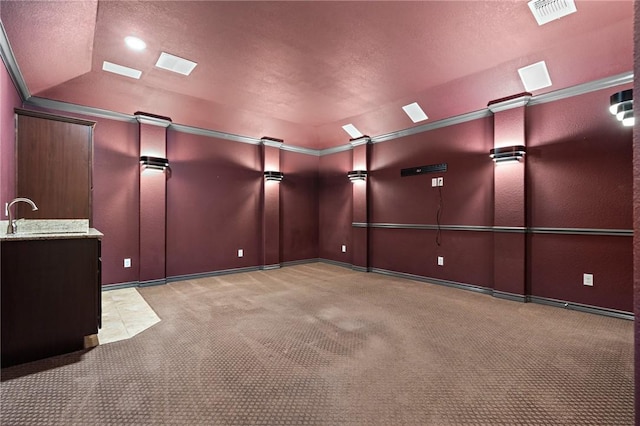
[97,287,161,344]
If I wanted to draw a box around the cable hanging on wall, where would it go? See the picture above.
[436,185,443,246]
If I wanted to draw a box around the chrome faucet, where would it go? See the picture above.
[6,197,38,234]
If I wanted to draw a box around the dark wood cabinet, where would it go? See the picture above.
[1,236,101,368]
[15,109,95,222]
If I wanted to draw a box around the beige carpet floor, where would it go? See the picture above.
[1,263,634,425]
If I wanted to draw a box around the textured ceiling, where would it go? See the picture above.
[0,1,633,149]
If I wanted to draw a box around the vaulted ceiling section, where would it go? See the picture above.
[0,1,633,149]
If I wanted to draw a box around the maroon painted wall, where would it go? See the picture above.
[280,150,319,263]
[318,150,352,263]
[630,2,638,419]
[1,59,21,205]
[262,145,281,266]
[166,130,262,277]
[6,69,633,317]
[92,118,140,285]
[138,124,167,282]
[368,117,495,288]
[527,88,633,312]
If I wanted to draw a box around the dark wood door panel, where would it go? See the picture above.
[15,109,94,221]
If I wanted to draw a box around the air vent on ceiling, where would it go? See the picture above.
[102,61,142,79]
[528,0,577,26]
[518,61,552,92]
[342,123,363,139]
[402,102,428,123]
[155,52,198,76]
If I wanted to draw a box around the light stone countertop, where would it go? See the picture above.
[0,219,103,241]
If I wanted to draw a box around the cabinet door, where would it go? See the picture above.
[1,238,100,367]
[15,109,95,222]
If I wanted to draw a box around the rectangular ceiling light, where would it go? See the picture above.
[528,0,577,26]
[155,52,198,76]
[102,61,142,79]
[342,123,363,139]
[402,102,428,123]
[518,60,552,92]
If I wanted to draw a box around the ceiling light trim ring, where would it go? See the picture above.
[124,36,147,51]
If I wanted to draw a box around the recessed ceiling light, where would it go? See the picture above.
[342,124,363,139]
[518,60,552,92]
[155,52,197,76]
[124,36,146,51]
[402,102,428,123]
[102,61,142,79]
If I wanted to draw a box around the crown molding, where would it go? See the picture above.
[0,20,29,100]
[2,18,632,157]
[25,97,137,123]
[371,109,492,144]
[528,71,633,106]
[319,144,353,156]
[18,72,636,156]
[170,123,262,145]
[280,144,320,156]
[262,137,321,156]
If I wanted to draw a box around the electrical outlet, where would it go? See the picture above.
[583,273,593,286]
[437,177,444,187]
[431,178,438,187]
[124,258,131,268]
[238,249,244,258]
[437,256,444,266]
[341,245,347,253]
